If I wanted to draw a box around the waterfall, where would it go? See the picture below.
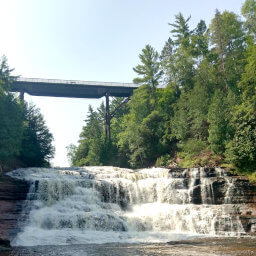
[7,166,245,246]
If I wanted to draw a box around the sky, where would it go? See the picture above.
[0,0,245,167]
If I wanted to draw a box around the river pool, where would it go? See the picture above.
[2,237,256,256]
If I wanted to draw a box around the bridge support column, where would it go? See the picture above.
[105,91,111,141]
[19,91,24,101]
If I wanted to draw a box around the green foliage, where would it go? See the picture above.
[70,5,256,182]
[129,85,154,122]
[19,104,55,167]
[118,118,146,168]
[177,139,208,168]
[190,20,209,58]
[70,104,104,166]
[0,90,23,168]
[66,144,77,166]
[238,43,256,105]
[168,14,195,91]
[68,99,129,167]
[171,93,190,142]
[226,44,256,172]
[226,106,256,171]
[242,0,256,40]
[0,56,23,170]
[208,90,230,154]
[171,73,211,144]
[180,139,208,157]
[0,57,54,171]
[169,13,191,47]
[248,172,256,182]
[114,45,167,168]
[155,155,171,167]
[133,45,162,88]
[0,55,16,91]
[178,150,222,168]
[210,10,246,90]
[117,109,165,168]
[188,83,211,140]
[133,45,163,109]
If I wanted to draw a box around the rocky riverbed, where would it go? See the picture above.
[1,237,256,256]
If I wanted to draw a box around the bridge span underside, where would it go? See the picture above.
[10,77,139,139]
[10,78,138,99]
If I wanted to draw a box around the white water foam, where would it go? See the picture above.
[8,166,245,246]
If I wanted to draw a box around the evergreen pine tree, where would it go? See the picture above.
[226,44,256,171]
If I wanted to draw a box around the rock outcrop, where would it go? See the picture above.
[168,167,256,234]
[0,175,29,242]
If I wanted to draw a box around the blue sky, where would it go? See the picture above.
[0,0,245,166]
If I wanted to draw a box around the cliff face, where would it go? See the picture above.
[0,175,29,241]
[168,167,256,234]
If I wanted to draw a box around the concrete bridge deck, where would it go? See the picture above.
[10,77,139,98]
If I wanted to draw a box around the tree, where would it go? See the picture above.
[188,82,211,141]
[0,91,23,170]
[133,44,163,109]
[226,44,256,171]
[72,105,104,166]
[0,57,55,171]
[117,88,167,168]
[170,59,213,143]
[242,0,256,40]
[116,44,166,167]
[66,7,255,173]
[66,144,77,167]
[169,13,191,48]
[68,97,131,168]
[166,13,195,91]
[170,93,191,144]
[19,104,55,167]
[0,57,23,171]
[0,55,16,91]
[117,88,150,167]
[210,10,246,91]
[208,90,230,154]
[190,20,209,59]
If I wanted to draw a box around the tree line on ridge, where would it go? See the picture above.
[67,0,256,180]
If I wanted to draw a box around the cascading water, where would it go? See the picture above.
[7,166,245,246]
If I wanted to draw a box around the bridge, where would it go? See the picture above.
[10,77,139,139]
[10,77,138,99]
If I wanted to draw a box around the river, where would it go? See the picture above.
[2,237,256,256]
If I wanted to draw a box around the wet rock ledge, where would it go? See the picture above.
[168,167,256,234]
[0,175,29,243]
[0,167,256,245]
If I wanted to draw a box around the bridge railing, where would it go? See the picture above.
[16,77,138,88]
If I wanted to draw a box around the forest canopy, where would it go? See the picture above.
[68,0,256,180]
